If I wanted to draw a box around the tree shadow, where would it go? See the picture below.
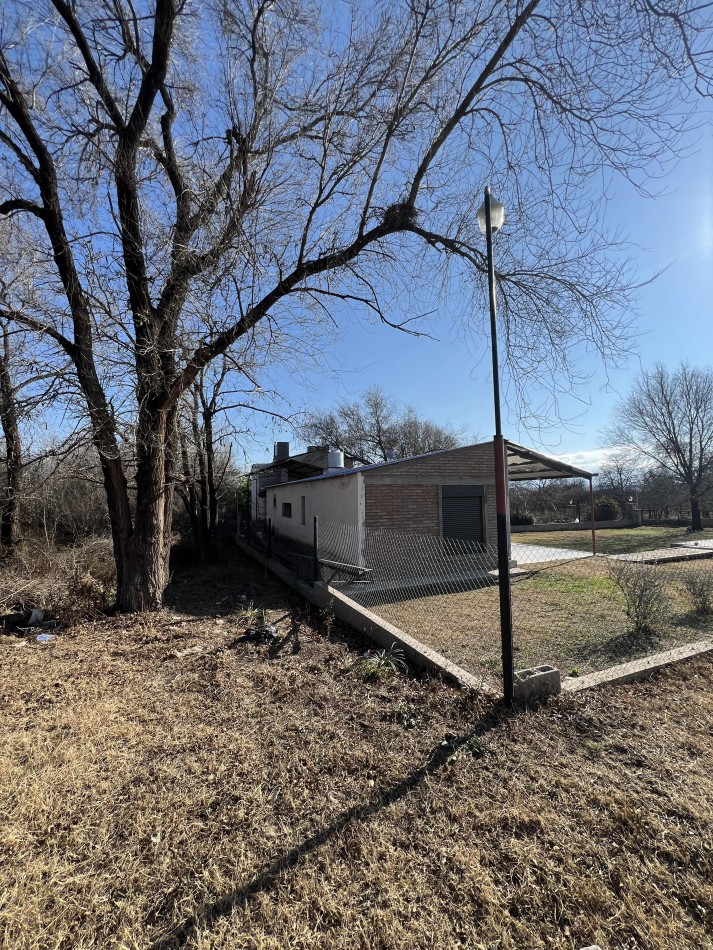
[148,701,510,950]
[567,627,662,668]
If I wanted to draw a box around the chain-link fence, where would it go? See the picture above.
[241,517,713,688]
[509,540,713,679]
[317,521,712,681]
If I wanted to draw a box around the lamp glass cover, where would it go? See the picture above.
[477,198,505,234]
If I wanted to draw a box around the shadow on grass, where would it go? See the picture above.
[669,611,713,635]
[148,701,512,950]
[565,627,663,669]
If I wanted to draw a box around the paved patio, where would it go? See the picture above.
[512,541,594,565]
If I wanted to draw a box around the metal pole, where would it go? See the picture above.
[589,478,596,555]
[267,517,272,560]
[485,187,503,438]
[484,186,514,706]
[313,515,319,584]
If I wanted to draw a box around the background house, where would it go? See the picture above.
[249,442,360,524]
[263,441,595,588]
[265,442,498,555]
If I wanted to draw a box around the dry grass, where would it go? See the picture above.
[1,548,712,949]
[374,558,713,677]
[515,526,713,555]
[0,539,116,622]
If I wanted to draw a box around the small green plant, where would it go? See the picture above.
[679,570,713,615]
[350,644,408,681]
[238,601,261,625]
[582,738,604,758]
[387,702,426,729]
[608,561,669,633]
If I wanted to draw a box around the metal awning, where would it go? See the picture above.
[505,441,596,482]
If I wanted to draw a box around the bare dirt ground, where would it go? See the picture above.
[1,548,712,949]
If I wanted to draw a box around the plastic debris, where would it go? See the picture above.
[36,633,56,643]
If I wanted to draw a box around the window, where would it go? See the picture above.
[282,502,292,518]
[301,496,306,525]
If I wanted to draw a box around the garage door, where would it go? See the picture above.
[441,485,485,544]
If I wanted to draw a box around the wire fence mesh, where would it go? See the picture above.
[316,521,713,681]
[241,516,713,688]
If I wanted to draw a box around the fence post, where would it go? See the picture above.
[267,518,272,560]
[313,515,319,583]
[494,434,515,706]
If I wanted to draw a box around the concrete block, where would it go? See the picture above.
[514,665,561,701]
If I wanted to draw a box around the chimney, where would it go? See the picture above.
[274,441,290,462]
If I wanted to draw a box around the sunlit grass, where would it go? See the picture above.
[515,525,713,554]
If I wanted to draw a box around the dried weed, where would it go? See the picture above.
[1,550,712,949]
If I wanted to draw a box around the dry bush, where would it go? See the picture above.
[0,538,116,622]
[680,569,713,615]
[608,560,669,633]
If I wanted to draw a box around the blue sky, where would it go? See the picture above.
[249,123,713,472]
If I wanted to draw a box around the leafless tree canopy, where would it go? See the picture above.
[609,363,713,531]
[1,0,711,607]
[302,386,462,463]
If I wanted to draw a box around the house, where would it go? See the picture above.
[263,440,595,583]
[249,441,360,524]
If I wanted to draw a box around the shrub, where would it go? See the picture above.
[349,645,408,681]
[592,496,621,521]
[0,539,115,622]
[680,570,713,615]
[511,512,535,526]
[608,560,669,633]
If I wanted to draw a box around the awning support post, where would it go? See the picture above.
[589,478,596,555]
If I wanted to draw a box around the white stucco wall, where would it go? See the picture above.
[265,473,361,547]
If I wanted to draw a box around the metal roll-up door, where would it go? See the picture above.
[441,485,485,544]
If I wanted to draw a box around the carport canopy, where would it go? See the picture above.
[505,441,596,482]
[505,440,598,553]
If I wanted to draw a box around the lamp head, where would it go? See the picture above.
[477,195,505,234]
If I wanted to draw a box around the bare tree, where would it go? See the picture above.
[609,364,713,531]
[598,451,643,512]
[0,227,72,552]
[177,351,294,559]
[303,386,462,463]
[1,1,711,609]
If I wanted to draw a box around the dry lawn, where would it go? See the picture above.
[1,548,712,949]
[374,558,713,677]
[515,526,713,555]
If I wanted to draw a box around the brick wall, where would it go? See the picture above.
[361,442,500,552]
[365,484,440,534]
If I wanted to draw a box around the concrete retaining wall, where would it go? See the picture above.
[234,534,492,693]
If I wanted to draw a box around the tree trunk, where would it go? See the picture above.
[112,406,174,611]
[204,408,218,555]
[0,325,21,552]
[178,428,207,563]
[691,494,703,532]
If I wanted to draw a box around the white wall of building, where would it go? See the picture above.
[266,473,362,547]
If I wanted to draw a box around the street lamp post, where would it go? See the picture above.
[477,186,515,706]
